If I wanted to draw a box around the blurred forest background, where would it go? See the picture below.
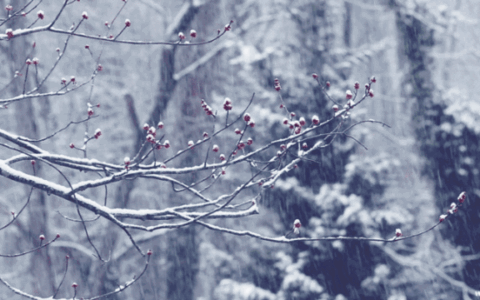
[0,0,479,299]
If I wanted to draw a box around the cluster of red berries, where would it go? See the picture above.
[178,29,197,40]
[87,103,100,117]
[439,191,466,222]
[274,78,281,91]
[224,20,233,31]
[142,123,169,149]
[282,114,319,134]
[25,58,39,65]
[366,77,375,97]
[201,99,214,115]
[243,113,255,127]
[94,128,102,139]
[223,98,232,111]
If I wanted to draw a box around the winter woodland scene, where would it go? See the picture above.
[0,0,479,299]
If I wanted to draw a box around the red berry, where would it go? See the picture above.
[157,121,164,129]
[299,117,306,127]
[124,157,131,165]
[395,229,402,237]
[279,104,284,109]
[232,150,237,155]
[248,120,255,128]
[280,144,286,150]
[354,81,360,89]
[143,123,149,130]
[212,145,219,152]
[31,160,36,165]
[37,10,44,20]
[370,76,376,83]
[97,64,103,71]
[88,108,94,116]
[56,233,60,238]
[26,59,32,65]
[457,191,466,203]
[294,219,301,228]
[39,234,45,240]
[332,105,339,112]
[148,126,156,136]
[312,115,320,125]
[70,76,76,82]
[283,118,289,125]
[326,81,330,88]
[72,283,78,288]
[290,112,296,117]
[85,44,90,49]
[125,19,131,27]
[69,143,75,149]
[178,32,185,40]
[243,113,251,122]
[294,127,301,134]
[6,29,13,38]
[94,128,102,138]
[190,29,197,38]
[235,128,241,134]
[5,5,12,11]
[225,23,231,31]
[346,90,353,99]
[203,132,208,138]
[188,140,194,148]
[312,73,318,79]
[223,98,233,111]
[147,249,153,255]
[219,154,226,161]
[293,121,300,128]
[275,85,281,91]
[302,142,308,149]
[82,11,88,19]
[237,142,245,150]
[368,89,374,98]
[163,140,170,148]
[247,137,253,145]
